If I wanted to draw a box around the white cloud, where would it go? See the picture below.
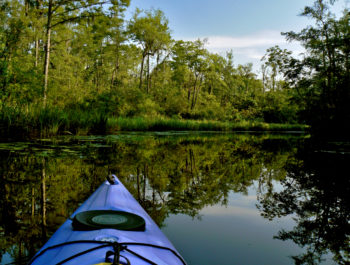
[178,30,305,71]
[205,30,285,49]
[235,48,265,60]
[200,205,258,217]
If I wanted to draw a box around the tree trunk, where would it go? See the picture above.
[25,0,29,16]
[146,53,150,93]
[35,37,39,68]
[34,0,42,69]
[143,164,147,201]
[193,76,202,109]
[323,23,335,102]
[43,0,53,107]
[187,75,192,103]
[139,52,146,89]
[137,167,140,201]
[41,159,47,227]
[261,64,266,93]
[187,86,191,102]
[111,49,119,87]
[31,186,35,219]
[191,75,198,110]
[271,68,276,91]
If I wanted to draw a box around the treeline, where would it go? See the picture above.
[0,0,349,137]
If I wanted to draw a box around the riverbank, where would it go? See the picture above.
[0,106,308,138]
[109,117,307,133]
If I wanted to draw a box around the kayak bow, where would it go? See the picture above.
[29,175,186,265]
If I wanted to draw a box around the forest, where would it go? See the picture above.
[0,0,349,138]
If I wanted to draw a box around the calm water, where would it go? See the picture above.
[0,132,349,265]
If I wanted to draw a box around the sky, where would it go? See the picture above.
[125,0,348,71]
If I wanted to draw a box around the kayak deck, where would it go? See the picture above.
[30,176,185,265]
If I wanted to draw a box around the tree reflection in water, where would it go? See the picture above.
[0,134,348,264]
[257,140,350,265]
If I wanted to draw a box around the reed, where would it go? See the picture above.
[110,117,308,132]
[0,105,110,137]
[0,105,308,138]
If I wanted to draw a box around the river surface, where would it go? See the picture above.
[0,132,349,265]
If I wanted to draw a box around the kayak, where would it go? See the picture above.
[29,175,186,265]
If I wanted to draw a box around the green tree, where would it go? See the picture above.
[40,0,130,106]
[261,45,292,91]
[127,8,171,93]
[171,40,208,111]
[281,0,350,136]
[0,0,43,107]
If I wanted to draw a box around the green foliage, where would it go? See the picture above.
[259,90,299,124]
[127,8,171,91]
[3,0,348,138]
[106,116,307,132]
[0,104,110,136]
[279,0,350,138]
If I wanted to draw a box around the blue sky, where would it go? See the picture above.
[125,0,348,70]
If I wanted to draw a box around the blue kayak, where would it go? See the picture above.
[29,175,186,265]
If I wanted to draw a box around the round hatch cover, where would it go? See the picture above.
[92,214,128,225]
[72,210,145,231]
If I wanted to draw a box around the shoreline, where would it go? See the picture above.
[1,114,308,139]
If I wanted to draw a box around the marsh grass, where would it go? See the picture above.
[0,105,308,138]
[109,117,308,132]
[0,105,109,137]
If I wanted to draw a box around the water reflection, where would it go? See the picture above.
[257,140,350,265]
[0,133,348,264]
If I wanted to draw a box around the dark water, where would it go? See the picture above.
[0,132,349,265]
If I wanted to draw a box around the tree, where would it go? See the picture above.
[109,1,131,88]
[261,46,292,91]
[39,0,130,106]
[0,1,23,98]
[281,0,350,137]
[171,39,208,110]
[127,8,171,93]
[0,0,41,106]
[237,63,256,94]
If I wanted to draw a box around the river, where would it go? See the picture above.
[0,132,348,265]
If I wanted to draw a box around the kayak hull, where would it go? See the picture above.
[30,177,184,265]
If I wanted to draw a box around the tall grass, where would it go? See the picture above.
[108,117,308,132]
[0,105,109,137]
[0,105,308,138]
